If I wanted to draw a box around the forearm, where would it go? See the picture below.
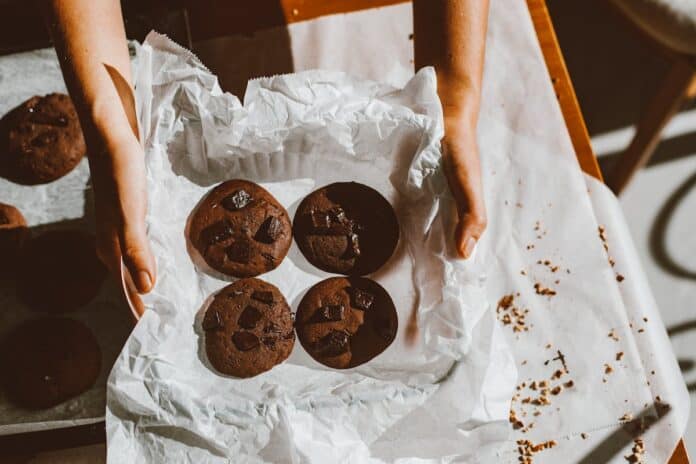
[413,0,490,127]
[42,0,133,148]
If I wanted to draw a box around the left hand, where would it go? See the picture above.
[442,116,487,258]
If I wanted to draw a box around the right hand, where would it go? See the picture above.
[88,123,156,294]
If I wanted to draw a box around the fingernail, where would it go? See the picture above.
[463,237,476,258]
[136,270,153,293]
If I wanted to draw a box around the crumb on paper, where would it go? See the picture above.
[521,269,527,275]
[516,439,557,463]
[617,274,625,282]
[534,282,556,296]
[619,413,633,423]
[643,317,648,322]
[604,364,614,374]
[564,380,575,388]
[608,329,619,341]
[616,352,624,361]
[496,294,529,333]
[624,438,645,463]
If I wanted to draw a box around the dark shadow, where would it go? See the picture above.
[597,130,696,178]
[648,170,696,279]
[186,1,294,98]
[577,402,671,464]
[546,0,670,137]
[666,321,696,391]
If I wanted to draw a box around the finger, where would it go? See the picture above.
[455,212,486,259]
[107,136,156,294]
[118,218,155,294]
[95,227,122,278]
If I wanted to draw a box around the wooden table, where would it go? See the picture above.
[1,1,689,462]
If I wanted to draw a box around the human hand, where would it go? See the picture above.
[442,116,487,259]
[88,123,156,294]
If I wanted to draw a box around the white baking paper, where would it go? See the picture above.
[194,3,689,462]
[105,32,516,463]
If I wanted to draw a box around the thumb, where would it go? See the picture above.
[118,219,156,294]
[455,212,486,259]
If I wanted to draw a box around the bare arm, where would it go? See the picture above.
[413,0,489,258]
[43,0,155,293]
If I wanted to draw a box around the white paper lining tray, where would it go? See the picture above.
[105,33,515,463]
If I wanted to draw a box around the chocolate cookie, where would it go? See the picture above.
[0,94,86,185]
[0,317,101,409]
[189,180,292,278]
[18,230,107,313]
[295,277,397,369]
[203,278,295,378]
[293,182,399,275]
[0,202,30,276]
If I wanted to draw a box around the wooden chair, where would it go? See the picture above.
[605,0,696,194]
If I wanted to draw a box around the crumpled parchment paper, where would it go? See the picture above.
[105,32,516,463]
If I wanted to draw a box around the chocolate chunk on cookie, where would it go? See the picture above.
[0,317,101,409]
[293,182,399,275]
[0,94,86,185]
[295,277,397,369]
[189,180,292,278]
[203,278,295,378]
[0,203,30,276]
[17,230,107,313]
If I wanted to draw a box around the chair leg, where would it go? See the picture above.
[607,59,695,195]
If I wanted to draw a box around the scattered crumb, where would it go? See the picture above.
[624,438,645,463]
[534,282,557,296]
[643,317,648,323]
[521,270,527,275]
[564,380,574,388]
[581,432,588,439]
[516,439,557,463]
[616,352,624,361]
[619,413,633,422]
[604,364,614,374]
[638,328,645,333]
[496,294,530,333]
[608,329,619,341]
[408,33,414,40]
[616,274,625,282]
[545,343,552,349]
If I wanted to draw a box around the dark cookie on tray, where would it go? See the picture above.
[0,317,101,409]
[0,202,30,276]
[295,276,397,369]
[17,230,107,313]
[203,278,295,378]
[293,182,399,275]
[189,179,292,278]
[0,93,86,185]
